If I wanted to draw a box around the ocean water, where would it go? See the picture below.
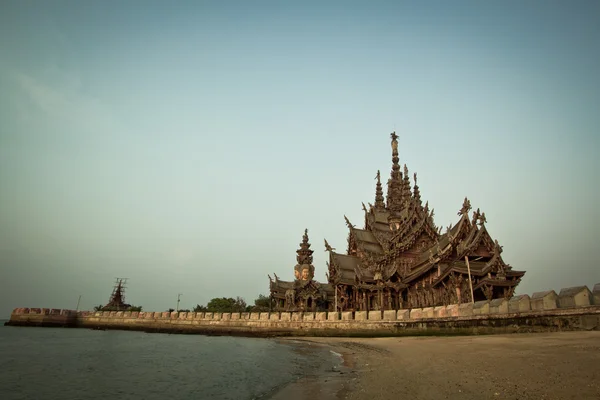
[0,325,338,400]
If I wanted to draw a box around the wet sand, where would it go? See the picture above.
[270,338,358,399]
[276,331,600,400]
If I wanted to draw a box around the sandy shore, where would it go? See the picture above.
[274,331,600,400]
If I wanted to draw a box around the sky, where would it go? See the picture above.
[1,1,599,318]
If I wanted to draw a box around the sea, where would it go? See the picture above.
[0,324,341,400]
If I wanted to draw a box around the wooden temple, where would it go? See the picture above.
[270,132,525,312]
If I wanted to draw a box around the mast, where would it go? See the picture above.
[107,278,128,310]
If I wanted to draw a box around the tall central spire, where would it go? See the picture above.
[386,132,402,214]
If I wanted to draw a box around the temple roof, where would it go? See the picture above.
[271,132,525,300]
[270,279,295,291]
[353,229,379,244]
[331,252,359,271]
[351,228,385,255]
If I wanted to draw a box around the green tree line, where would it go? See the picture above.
[178,294,270,313]
[91,295,271,314]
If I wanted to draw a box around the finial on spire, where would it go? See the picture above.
[458,197,472,216]
[494,239,503,253]
[324,239,335,252]
[413,172,417,185]
[472,208,481,225]
[344,215,354,229]
[479,212,487,225]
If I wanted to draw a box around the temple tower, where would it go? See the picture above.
[387,132,403,230]
[294,229,315,281]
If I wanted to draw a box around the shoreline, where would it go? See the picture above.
[278,331,600,400]
[3,323,598,399]
[267,338,359,400]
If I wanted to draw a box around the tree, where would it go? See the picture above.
[234,297,247,312]
[245,294,270,312]
[253,294,271,311]
[193,304,208,312]
[206,297,247,313]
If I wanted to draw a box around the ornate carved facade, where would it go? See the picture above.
[270,132,525,311]
[269,230,334,311]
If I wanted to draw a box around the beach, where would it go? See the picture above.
[276,331,600,400]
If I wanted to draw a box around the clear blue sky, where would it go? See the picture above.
[1,1,599,317]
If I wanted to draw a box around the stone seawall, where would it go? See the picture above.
[7,284,600,337]
[7,308,78,328]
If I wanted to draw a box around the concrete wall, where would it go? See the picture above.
[558,286,593,308]
[531,290,559,311]
[7,284,600,337]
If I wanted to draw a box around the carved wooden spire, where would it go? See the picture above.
[401,164,412,206]
[296,229,313,265]
[374,170,385,209]
[413,172,422,206]
[387,132,403,215]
